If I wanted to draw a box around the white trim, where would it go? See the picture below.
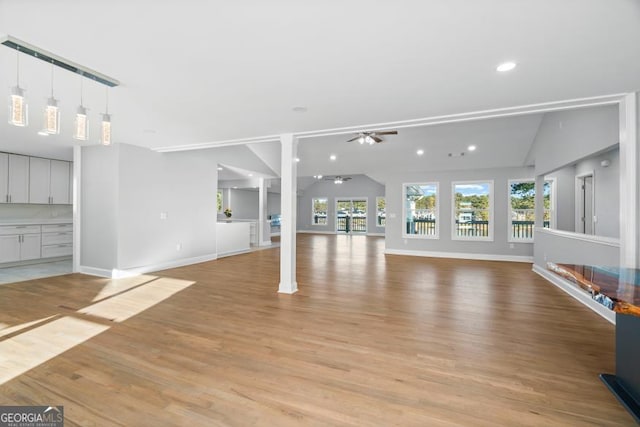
[153,93,625,152]
[367,232,385,237]
[72,146,81,273]
[384,248,533,263]
[545,177,557,229]
[619,93,638,268]
[535,227,620,247]
[79,253,218,278]
[532,264,615,324]
[297,230,335,235]
[78,265,112,278]
[451,180,494,242]
[403,182,439,239]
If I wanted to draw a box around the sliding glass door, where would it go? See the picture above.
[335,199,367,233]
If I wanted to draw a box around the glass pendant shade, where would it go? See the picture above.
[101,113,111,146]
[43,97,60,134]
[73,105,89,141]
[8,86,28,127]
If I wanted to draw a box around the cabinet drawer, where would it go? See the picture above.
[41,232,73,245]
[42,224,73,233]
[0,225,41,235]
[42,243,72,258]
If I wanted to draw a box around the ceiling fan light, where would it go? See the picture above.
[43,97,60,134]
[365,135,374,145]
[8,86,28,127]
[358,136,365,144]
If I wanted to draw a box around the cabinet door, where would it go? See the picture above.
[29,157,51,204]
[50,160,70,204]
[8,154,29,203]
[0,153,8,204]
[0,235,21,263]
[20,234,42,261]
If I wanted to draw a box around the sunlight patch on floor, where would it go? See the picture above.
[92,274,159,302]
[0,317,109,385]
[0,315,58,339]
[79,277,195,322]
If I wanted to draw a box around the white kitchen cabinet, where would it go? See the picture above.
[0,225,42,263]
[0,154,29,204]
[29,158,71,204]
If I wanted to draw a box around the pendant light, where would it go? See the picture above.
[8,49,28,127]
[42,61,60,134]
[101,87,112,146]
[73,77,88,141]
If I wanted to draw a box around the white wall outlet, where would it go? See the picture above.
[176,243,182,251]
[160,212,168,220]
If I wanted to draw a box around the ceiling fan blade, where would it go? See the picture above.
[373,131,398,136]
[344,177,352,181]
[346,136,361,142]
[372,136,383,143]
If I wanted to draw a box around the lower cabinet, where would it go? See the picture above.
[0,226,42,263]
[0,223,72,264]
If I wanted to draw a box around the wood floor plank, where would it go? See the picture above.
[0,234,634,425]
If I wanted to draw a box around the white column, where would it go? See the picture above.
[619,92,639,268]
[258,177,271,246]
[279,134,298,294]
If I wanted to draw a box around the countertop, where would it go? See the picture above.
[0,219,73,226]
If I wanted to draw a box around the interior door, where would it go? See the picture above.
[577,174,594,234]
[335,199,367,233]
[336,200,351,233]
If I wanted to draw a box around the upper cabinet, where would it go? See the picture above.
[0,152,72,205]
[0,153,30,204]
[29,158,71,204]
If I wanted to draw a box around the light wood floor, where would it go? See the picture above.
[0,234,634,426]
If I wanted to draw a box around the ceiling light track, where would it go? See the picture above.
[1,35,119,87]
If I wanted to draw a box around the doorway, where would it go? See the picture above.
[576,172,595,234]
[335,198,368,234]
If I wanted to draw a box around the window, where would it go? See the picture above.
[376,197,386,227]
[452,181,493,241]
[544,178,555,229]
[312,198,328,225]
[508,179,554,242]
[403,183,438,238]
[217,190,223,212]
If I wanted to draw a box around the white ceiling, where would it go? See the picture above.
[0,0,638,163]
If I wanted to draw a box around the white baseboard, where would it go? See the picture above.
[80,253,218,279]
[217,249,250,258]
[367,233,385,237]
[384,248,533,263]
[532,264,615,324]
[297,230,336,235]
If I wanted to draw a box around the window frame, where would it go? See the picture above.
[451,180,494,242]
[311,197,329,226]
[376,196,386,228]
[402,182,440,240]
[217,189,223,213]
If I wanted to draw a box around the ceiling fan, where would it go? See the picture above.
[347,130,398,145]
[325,175,352,184]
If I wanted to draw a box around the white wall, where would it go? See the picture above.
[228,189,259,220]
[81,145,119,270]
[528,105,619,175]
[384,167,534,259]
[297,174,385,234]
[268,192,281,216]
[546,166,576,232]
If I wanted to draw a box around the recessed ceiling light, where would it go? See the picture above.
[232,186,238,189]
[292,106,307,113]
[468,145,477,151]
[295,157,300,162]
[330,154,337,161]
[496,61,516,72]
[217,167,223,171]
[313,175,323,179]
[416,149,424,156]
[248,173,253,177]
[37,130,49,136]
